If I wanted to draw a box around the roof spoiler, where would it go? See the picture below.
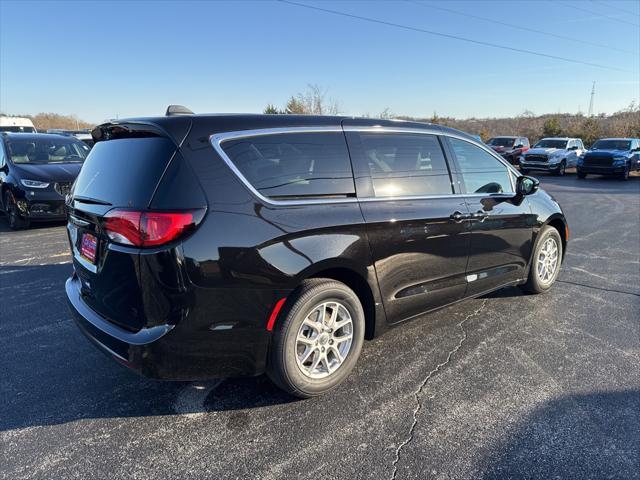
[165,105,194,116]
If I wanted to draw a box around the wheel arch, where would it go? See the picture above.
[303,265,378,340]
[545,215,568,261]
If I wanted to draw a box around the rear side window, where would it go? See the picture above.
[353,133,452,197]
[448,137,514,194]
[73,137,176,207]
[220,132,354,199]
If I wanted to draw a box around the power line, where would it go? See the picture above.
[557,1,640,27]
[406,0,636,54]
[277,0,633,73]
[591,0,640,17]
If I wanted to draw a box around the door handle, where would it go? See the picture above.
[450,211,467,223]
[471,210,489,221]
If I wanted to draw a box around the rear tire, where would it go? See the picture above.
[521,225,563,294]
[267,278,365,398]
[4,192,29,230]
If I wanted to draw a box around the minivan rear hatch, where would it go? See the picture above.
[67,120,195,332]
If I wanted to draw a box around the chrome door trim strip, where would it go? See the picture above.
[209,125,521,207]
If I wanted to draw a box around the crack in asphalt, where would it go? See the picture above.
[390,298,488,480]
[558,279,640,297]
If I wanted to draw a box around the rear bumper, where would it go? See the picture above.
[66,274,273,380]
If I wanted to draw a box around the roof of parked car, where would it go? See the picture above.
[597,137,637,141]
[96,113,482,146]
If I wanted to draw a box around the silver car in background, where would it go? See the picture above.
[519,137,585,176]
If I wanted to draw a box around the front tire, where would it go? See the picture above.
[521,225,563,294]
[521,168,529,175]
[267,278,365,398]
[556,160,566,176]
[4,192,29,230]
[577,169,587,179]
[621,166,630,180]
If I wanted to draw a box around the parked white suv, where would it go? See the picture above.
[0,116,37,133]
[519,137,585,176]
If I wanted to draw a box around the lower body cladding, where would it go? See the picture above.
[66,274,288,380]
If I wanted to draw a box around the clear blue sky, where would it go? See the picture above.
[1,0,638,123]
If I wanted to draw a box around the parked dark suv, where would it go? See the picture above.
[65,110,568,397]
[1,133,90,229]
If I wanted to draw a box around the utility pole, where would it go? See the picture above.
[587,81,596,117]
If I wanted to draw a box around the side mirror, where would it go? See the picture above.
[567,146,577,151]
[514,144,524,149]
[516,175,539,196]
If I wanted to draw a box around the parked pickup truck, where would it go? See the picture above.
[519,137,585,176]
[577,138,640,180]
[486,136,530,165]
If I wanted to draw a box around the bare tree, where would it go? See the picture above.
[265,84,341,115]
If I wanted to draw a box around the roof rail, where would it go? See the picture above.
[165,105,194,116]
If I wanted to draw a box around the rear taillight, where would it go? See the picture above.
[103,209,204,247]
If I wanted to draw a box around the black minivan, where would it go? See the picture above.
[66,109,568,397]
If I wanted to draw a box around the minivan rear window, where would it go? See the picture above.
[220,132,355,199]
[73,137,176,207]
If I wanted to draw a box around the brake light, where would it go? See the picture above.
[103,209,202,247]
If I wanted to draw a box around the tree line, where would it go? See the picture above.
[0,112,93,131]
[265,85,640,146]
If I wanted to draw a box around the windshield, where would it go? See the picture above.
[591,140,631,151]
[0,126,37,133]
[534,139,568,149]
[487,137,515,147]
[6,136,90,164]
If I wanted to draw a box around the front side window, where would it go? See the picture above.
[355,133,452,197]
[221,132,355,199]
[591,139,632,151]
[448,137,514,194]
[534,139,568,149]
[487,137,516,148]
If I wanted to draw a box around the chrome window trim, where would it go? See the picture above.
[210,127,356,207]
[209,126,520,206]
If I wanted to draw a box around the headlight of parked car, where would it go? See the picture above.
[20,179,50,189]
[612,156,626,166]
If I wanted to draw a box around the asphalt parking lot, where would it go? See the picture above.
[1,172,639,480]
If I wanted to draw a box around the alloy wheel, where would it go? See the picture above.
[536,237,559,285]
[295,301,354,379]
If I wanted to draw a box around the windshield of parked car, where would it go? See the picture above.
[591,140,631,151]
[534,139,568,149]
[0,126,37,133]
[487,137,515,147]
[6,136,90,164]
